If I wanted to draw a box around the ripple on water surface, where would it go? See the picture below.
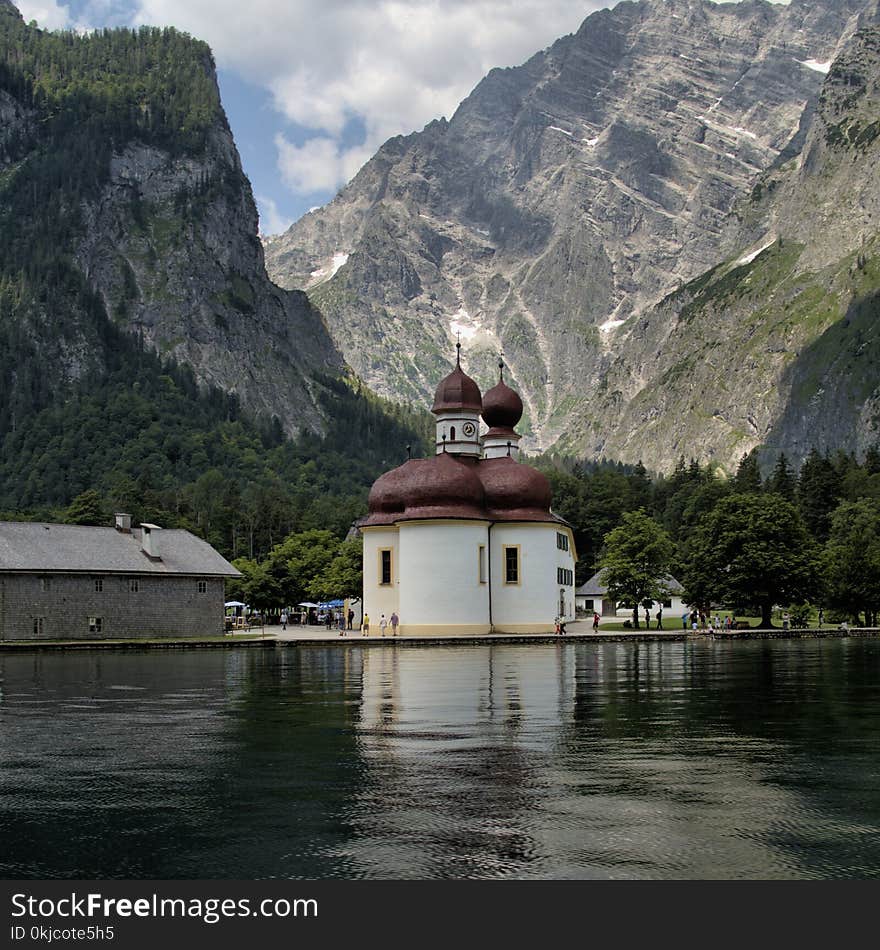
[1,639,879,878]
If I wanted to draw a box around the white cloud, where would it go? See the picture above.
[131,1,593,199]
[16,1,71,29]
[255,194,293,237]
[275,134,374,195]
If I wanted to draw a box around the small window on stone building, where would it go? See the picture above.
[504,546,520,585]
[379,549,393,586]
[33,617,44,636]
[198,580,207,593]
[94,579,103,592]
[663,599,672,609]
[40,577,51,592]
[557,532,569,552]
[129,578,139,593]
[450,426,456,441]
[88,617,103,635]
[478,545,487,584]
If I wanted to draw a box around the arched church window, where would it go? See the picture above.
[450,426,456,441]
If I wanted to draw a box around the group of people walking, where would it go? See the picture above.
[682,610,735,632]
[344,611,400,637]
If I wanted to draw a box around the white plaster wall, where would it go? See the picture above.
[577,593,688,619]
[398,521,490,626]
[435,411,481,456]
[481,435,521,459]
[555,530,576,621]
[491,524,574,627]
[362,528,399,623]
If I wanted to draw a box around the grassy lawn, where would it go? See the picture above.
[596,614,765,632]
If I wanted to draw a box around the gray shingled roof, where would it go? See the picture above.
[576,570,683,597]
[0,522,241,577]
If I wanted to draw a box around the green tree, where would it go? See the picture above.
[732,450,762,494]
[824,499,880,626]
[797,449,841,541]
[62,489,106,525]
[311,539,363,602]
[598,510,674,629]
[229,558,281,617]
[682,494,818,627]
[265,529,342,607]
[767,453,796,501]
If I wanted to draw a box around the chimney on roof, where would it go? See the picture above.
[115,513,132,533]
[140,523,162,560]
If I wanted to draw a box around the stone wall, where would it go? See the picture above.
[0,573,226,640]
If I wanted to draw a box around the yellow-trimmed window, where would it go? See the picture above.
[503,545,520,585]
[379,548,393,586]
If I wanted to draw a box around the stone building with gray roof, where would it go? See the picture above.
[0,514,240,640]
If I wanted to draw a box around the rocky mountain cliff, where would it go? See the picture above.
[584,23,880,471]
[0,5,341,438]
[265,0,879,467]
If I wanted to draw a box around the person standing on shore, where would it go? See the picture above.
[818,608,824,628]
[656,608,663,630]
[362,613,370,637]
[592,611,600,632]
[390,612,399,636]
[379,614,388,637]
[281,610,288,631]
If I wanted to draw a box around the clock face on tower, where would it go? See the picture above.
[462,421,476,438]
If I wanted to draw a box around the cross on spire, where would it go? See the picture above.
[498,349,505,381]
[455,331,462,367]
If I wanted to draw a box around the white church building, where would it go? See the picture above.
[361,348,577,636]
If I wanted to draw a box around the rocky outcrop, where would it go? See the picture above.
[76,126,342,434]
[1,11,341,437]
[265,0,878,460]
[583,24,880,472]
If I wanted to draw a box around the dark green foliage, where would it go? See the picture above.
[823,499,880,626]
[797,448,842,541]
[767,453,796,501]
[63,489,106,526]
[597,510,675,629]
[682,494,819,627]
[0,343,429,559]
[733,449,763,494]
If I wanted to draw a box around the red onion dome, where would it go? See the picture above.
[478,456,554,521]
[432,363,482,414]
[481,378,523,430]
[364,460,421,525]
[401,453,486,520]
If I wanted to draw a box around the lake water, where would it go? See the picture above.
[1,639,879,879]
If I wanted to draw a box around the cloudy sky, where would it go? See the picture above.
[15,1,787,235]
[15,0,603,234]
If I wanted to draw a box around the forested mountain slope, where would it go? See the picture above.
[0,3,429,554]
[0,2,340,440]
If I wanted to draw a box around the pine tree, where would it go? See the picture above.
[733,450,762,494]
[797,449,841,542]
[767,453,796,501]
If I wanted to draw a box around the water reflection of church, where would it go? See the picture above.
[362,349,577,635]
